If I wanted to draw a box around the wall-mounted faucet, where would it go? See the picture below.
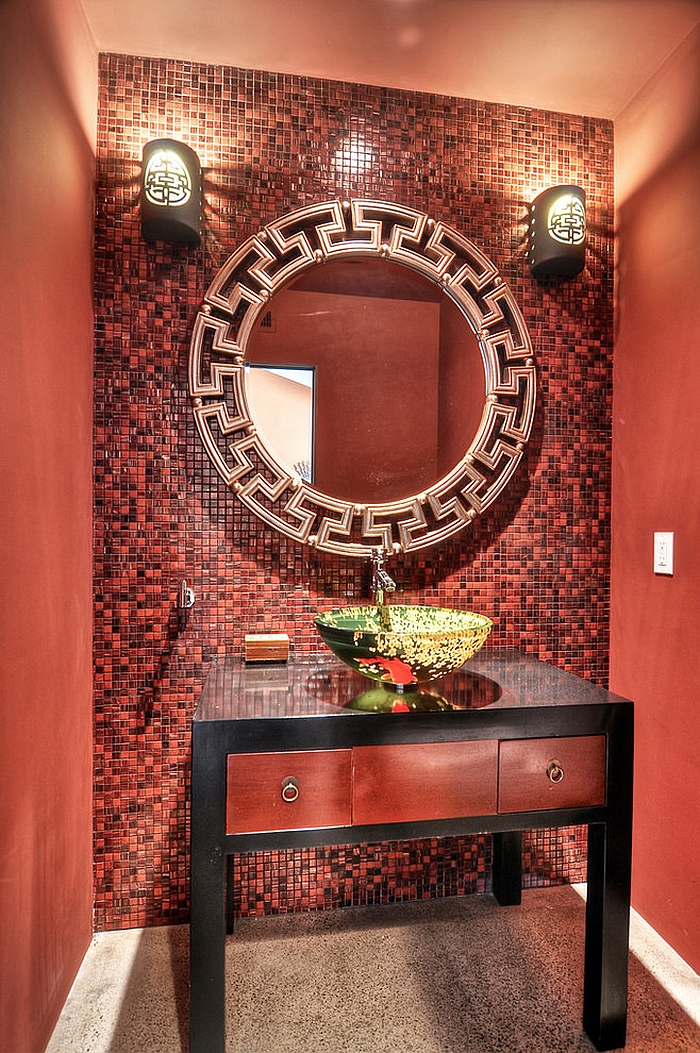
[177,579,196,631]
[370,548,396,607]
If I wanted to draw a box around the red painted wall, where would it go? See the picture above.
[0,1,96,1049]
[611,27,700,973]
[94,54,614,930]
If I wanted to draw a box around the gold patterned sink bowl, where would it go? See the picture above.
[314,605,493,711]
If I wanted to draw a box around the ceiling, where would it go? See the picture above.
[80,0,699,119]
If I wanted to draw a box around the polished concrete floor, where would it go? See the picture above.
[47,886,699,1053]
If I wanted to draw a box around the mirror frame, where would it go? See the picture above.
[188,199,536,557]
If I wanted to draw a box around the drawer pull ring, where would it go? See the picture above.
[281,776,300,803]
[547,760,565,784]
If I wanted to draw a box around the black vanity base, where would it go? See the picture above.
[190,651,634,1053]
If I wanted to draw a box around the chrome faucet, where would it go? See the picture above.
[370,548,396,606]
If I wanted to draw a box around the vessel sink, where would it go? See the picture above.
[314,605,492,709]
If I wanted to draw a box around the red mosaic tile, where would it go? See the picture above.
[94,54,614,930]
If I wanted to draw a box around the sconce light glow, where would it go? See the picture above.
[529,184,586,278]
[141,138,202,246]
[334,136,374,175]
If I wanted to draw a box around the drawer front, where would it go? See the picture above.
[352,741,499,825]
[226,750,353,834]
[498,736,606,813]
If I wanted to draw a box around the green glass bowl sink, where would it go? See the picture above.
[314,605,493,690]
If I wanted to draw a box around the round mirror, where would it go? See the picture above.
[189,199,536,557]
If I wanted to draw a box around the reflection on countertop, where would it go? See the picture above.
[194,650,627,722]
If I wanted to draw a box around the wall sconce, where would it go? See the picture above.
[529,185,586,278]
[141,138,202,246]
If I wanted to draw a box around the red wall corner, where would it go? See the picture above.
[611,26,700,973]
[0,0,97,1049]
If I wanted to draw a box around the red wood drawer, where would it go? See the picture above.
[226,750,352,834]
[352,741,499,825]
[498,736,606,814]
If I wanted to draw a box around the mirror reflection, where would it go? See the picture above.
[245,365,315,482]
[246,259,485,504]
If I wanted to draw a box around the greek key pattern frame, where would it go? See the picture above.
[188,199,536,557]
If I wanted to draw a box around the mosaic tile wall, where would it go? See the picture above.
[94,53,614,930]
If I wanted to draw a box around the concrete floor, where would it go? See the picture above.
[47,886,700,1053]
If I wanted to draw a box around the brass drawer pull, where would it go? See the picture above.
[547,760,565,784]
[281,776,300,803]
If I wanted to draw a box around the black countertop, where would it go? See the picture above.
[194,650,630,722]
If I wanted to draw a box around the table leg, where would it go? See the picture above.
[492,830,522,905]
[189,845,227,1053]
[582,821,632,1051]
[226,854,235,935]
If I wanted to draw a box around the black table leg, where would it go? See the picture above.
[582,820,632,1051]
[492,830,523,905]
[226,854,235,935]
[190,724,228,1053]
[189,847,227,1053]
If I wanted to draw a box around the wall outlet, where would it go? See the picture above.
[653,532,674,575]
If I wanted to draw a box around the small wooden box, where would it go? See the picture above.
[244,633,290,663]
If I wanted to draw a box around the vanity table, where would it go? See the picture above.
[190,650,633,1053]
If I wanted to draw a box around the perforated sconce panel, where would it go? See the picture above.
[141,138,202,245]
[529,185,586,278]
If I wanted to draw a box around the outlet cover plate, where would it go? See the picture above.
[653,532,674,575]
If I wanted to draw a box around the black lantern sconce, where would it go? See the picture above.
[141,138,202,246]
[529,185,586,278]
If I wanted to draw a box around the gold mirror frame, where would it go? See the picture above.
[188,199,536,557]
